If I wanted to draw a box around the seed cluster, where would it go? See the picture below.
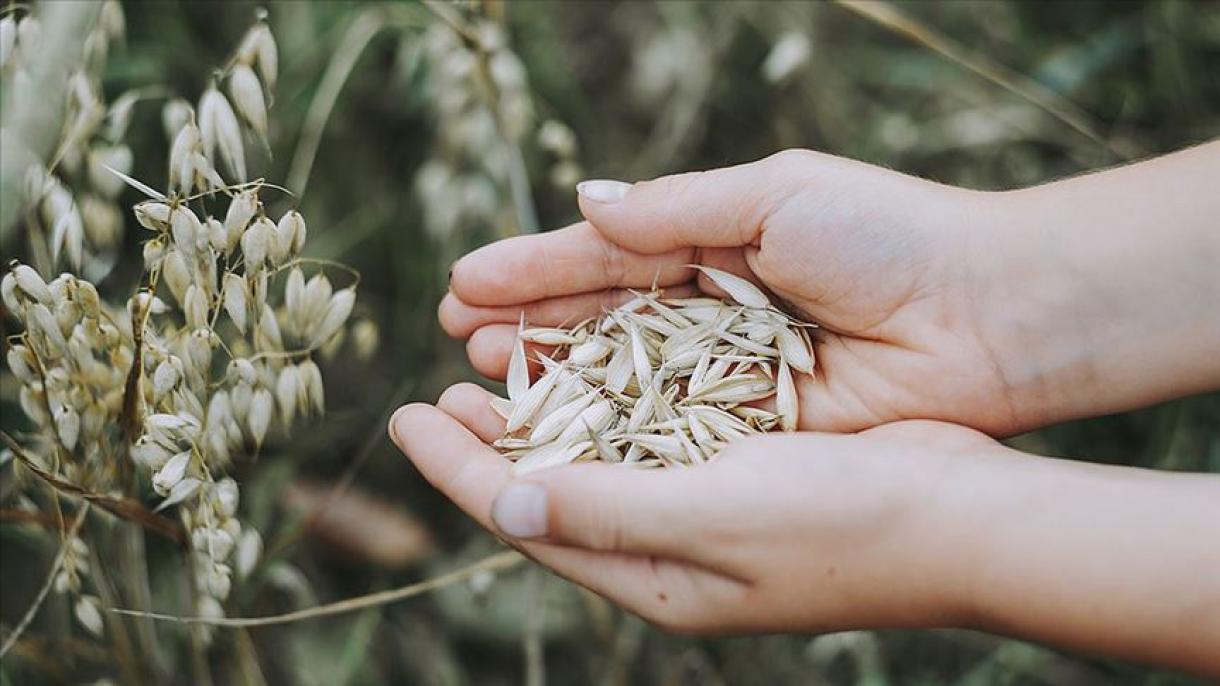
[2,13,363,640]
[3,1,130,282]
[413,18,582,240]
[494,267,815,475]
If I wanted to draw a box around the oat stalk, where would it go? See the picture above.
[109,550,524,628]
[0,502,91,659]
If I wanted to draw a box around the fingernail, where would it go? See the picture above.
[388,405,410,450]
[576,179,631,204]
[491,482,548,538]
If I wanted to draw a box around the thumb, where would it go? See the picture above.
[576,150,812,254]
[489,463,706,558]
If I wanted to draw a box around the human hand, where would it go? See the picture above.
[441,144,1220,436]
[441,150,1028,435]
[390,383,1220,674]
[390,382,994,633]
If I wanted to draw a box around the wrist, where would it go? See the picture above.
[961,152,1220,430]
[958,186,1135,430]
[907,439,1022,629]
[837,428,1014,630]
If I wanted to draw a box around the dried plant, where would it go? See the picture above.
[494,266,817,475]
[1,8,357,653]
[2,0,128,281]
[412,2,580,241]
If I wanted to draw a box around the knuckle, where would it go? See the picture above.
[596,237,626,286]
[582,497,628,551]
[643,171,704,199]
[765,148,817,171]
[435,382,476,413]
[436,296,465,338]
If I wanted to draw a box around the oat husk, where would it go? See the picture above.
[493,267,817,475]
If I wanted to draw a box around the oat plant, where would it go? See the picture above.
[0,7,357,669]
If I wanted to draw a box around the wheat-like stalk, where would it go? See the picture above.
[2,8,360,646]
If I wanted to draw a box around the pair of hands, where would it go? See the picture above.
[390,146,1220,674]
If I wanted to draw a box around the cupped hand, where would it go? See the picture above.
[440,150,1029,435]
[389,382,1000,633]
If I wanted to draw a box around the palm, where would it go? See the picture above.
[441,151,1020,434]
[443,214,1016,436]
[748,195,1018,434]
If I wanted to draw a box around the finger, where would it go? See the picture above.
[695,247,770,300]
[439,283,700,340]
[575,151,814,254]
[435,382,508,443]
[467,324,527,381]
[425,384,743,574]
[389,402,744,627]
[491,464,733,570]
[389,403,511,520]
[450,222,694,307]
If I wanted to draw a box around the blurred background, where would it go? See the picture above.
[2,0,1218,684]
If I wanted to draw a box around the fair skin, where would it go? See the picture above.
[390,143,1220,676]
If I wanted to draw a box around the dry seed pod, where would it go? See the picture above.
[170,206,202,262]
[198,84,246,181]
[7,345,37,384]
[310,288,355,348]
[237,23,277,92]
[224,191,257,252]
[162,98,193,141]
[506,315,530,401]
[529,392,594,444]
[567,337,611,367]
[13,263,53,306]
[223,270,248,332]
[153,358,181,401]
[275,365,299,428]
[162,248,191,304]
[776,358,798,431]
[74,596,105,638]
[56,405,81,451]
[183,284,207,330]
[169,120,202,193]
[506,363,564,432]
[690,265,771,308]
[297,358,324,414]
[241,217,271,272]
[276,210,305,259]
[155,477,202,512]
[256,303,282,350]
[248,388,273,448]
[228,64,267,141]
[135,201,171,231]
[153,451,191,495]
[1,272,19,312]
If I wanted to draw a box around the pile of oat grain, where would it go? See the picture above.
[492,266,815,475]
